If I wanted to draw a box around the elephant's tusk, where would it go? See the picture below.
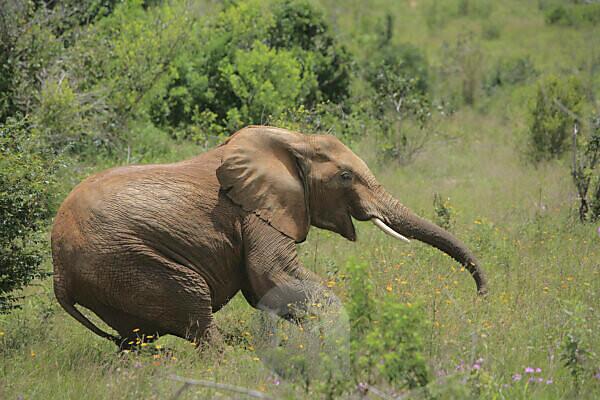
[371,218,411,243]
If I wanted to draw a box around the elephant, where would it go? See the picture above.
[51,125,487,349]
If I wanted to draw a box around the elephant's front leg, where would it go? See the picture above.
[241,215,326,322]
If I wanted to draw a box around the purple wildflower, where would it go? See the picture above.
[528,377,536,383]
[537,377,544,383]
[472,363,481,370]
[546,379,553,384]
[594,372,600,380]
[456,360,465,371]
[525,367,535,374]
[535,367,542,373]
[512,373,522,382]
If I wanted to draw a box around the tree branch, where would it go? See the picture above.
[168,374,275,400]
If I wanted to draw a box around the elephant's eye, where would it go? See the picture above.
[340,171,353,181]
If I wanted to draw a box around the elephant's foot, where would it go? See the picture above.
[191,321,223,352]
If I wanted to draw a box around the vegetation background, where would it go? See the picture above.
[1,0,599,398]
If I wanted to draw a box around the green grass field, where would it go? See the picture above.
[1,1,600,399]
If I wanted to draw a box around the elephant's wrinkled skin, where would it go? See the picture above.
[52,126,487,348]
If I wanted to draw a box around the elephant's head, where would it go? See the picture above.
[217,126,488,295]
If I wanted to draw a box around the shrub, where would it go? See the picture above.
[0,0,120,123]
[220,42,304,129]
[440,33,484,106]
[485,56,538,93]
[365,42,432,164]
[0,1,64,123]
[267,102,367,145]
[366,43,429,100]
[455,0,493,18]
[545,3,600,26]
[150,0,352,137]
[268,0,352,106]
[528,75,585,162]
[572,116,600,222]
[346,260,430,391]
[433,193,455,231]
[545,5,572,26]
[481,22,501,40]
[0,118,55,313]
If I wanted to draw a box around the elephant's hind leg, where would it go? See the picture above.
[138,263,217,346]
[91,257,218,348]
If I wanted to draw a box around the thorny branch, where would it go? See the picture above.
[169,374,276,400]
[547,95,600,221]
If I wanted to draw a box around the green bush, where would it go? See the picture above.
[0,0,120,123]
[0,1,64,123]
[149,0,351,137]
[485,56,538,94]
[433,193,455,231]
[366,43,429,100]
[364,42,432,164]
[0,118,55,313]
[455,0,494,18]
[268,0,352,106]
[528,74,585,162]
[545,3,600,26]
[572,117,600,222]
[481,22,501,40]
[267,101,369,146]
[346,260,430,390]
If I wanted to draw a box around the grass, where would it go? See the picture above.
[2,105,599,398]
[2,0,600,398]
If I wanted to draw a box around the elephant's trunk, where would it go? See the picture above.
[377,190,488,296]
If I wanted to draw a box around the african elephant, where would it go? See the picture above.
[51,126,487,348]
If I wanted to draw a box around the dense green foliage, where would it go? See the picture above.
[572,118,600,222]
[365,39,432,164]
[149,0,351,140]
[0,119,54,313]
[544,2,600,27]
[1,0,600,398]
[347,261,430,390]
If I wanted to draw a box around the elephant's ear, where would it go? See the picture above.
[217,126,310,243]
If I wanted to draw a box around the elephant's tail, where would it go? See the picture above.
[54,281,120,345]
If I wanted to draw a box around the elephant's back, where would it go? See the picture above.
[52,148,227,243]
[51,148,244,310]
